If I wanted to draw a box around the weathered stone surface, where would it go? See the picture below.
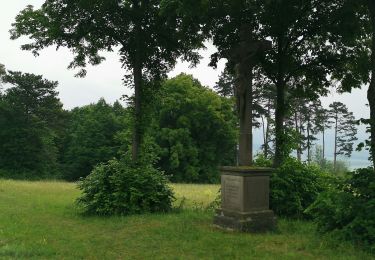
[213,209,276,233]
[214,167,276,233]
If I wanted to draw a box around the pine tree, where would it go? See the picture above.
[214,67,235,98]
[329,102,358,171]
[314,106,332,160]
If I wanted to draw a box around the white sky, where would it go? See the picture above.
[0,1,371,167]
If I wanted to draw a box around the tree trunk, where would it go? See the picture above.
[368,0,375,168]
[334,114,338,172]
[265,99,272,159]
[132,8,143,161]
[307,118,311,164]
[262,115,267,157]
[132,54,142,161]
[265,124,269,159]
[295,111,302,161]
[274,37,286,167]
[322,127,325,160]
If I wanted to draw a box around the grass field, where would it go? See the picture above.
[0,180,373,259]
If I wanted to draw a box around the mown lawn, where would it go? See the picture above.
[0,180,373,259]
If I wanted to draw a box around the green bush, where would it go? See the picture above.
[253,154,273,167]
[307,167,375,250]
[270,158,330,219]
[76,153,174,216]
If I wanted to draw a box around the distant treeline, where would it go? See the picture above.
[0,72,237,182]
[0,68,360,182]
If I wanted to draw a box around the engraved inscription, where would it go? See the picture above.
[222,176,242,210]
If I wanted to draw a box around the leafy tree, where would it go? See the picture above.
[256,0,337,167]
[152,74,237,183]
[10,0,203,160]
[356,118,373,162]
[368,1,375,168]
[61,99,127,181]
[325,0,374,166]
[0,71,64,178]
[329,102,358,171]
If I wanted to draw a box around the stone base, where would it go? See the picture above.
[213,166,277,233]
[214,208,276,233]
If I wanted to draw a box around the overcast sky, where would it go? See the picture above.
[0,2,371,167]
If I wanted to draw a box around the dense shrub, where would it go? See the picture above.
[270,158,331,219]
[76,153,174,216]
[307,168,375,250]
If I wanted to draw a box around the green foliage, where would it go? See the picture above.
[10,0,205,160]
[0,63,5,84]
[253,154,273,167]
[76,152,174,216]
[61,99,127,181]
[10,1,203,79]
[270,158,331,219]
[151,74,237,183]
[307,167,375,250]
[312,145,350,176]
[0,71,65,178]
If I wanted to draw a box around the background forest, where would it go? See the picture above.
[0,70,360,182]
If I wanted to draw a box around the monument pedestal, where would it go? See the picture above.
[213,167,276,233]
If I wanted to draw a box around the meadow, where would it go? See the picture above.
[0,179,373,259]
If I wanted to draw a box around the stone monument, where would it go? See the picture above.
[213,25,276,232]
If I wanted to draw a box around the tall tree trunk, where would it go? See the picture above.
[132,53,142,161]
[262,115,267,157]
[368,0,375,168]
[307,121,311,164]
[322,127,325,160]
[265,123,270,159]
[265,98,272,159]
[274,35,287,167]
[132,6,143,161]
[334,114,338,172]
[274,80,286,167]
[295,111,302,161]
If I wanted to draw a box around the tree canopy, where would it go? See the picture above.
[0,71,64,178]
[10,0,204,160]
[152,74,237,183]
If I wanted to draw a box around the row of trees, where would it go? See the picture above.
[0,64,356,180]
[215,70,358,171]
[9,0,375,168]
[0,69,236,182]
